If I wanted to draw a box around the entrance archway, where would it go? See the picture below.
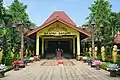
[44,39,73,58]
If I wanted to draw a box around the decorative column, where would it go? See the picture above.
[42,38,44,57]
[77,34,80,60]
[73,37,75,57]
[36,34,39,56]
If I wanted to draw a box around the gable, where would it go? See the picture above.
[37,21,78,36]
[26,11,90,38]
[43,11,76,27]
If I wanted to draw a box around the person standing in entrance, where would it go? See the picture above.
[56,48,63,60]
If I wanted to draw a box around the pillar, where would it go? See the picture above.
[77,34,80,59]
[36,35,39,56]
[42,38,44,57]
[73,37,75,57]
[70,40,72,50]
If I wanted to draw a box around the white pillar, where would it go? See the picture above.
[73,37,75,57]
[42,38,44,57]
[36,35,39,56]
[77,34,80,56]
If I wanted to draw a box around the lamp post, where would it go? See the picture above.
[13,21,24,63]
[91,20,96,60]
[11,24,16,50]
[100,24,104,46]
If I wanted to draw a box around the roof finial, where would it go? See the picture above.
[56,16,59,20]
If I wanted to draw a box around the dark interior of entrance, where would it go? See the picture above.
[44,39,73,59]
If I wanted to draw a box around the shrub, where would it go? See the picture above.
[116,59,120,66]
[84,52,90,57]
[100,62,111,70]
[5,56,13,66]
[4,66,13,72]
[97,55,102,60]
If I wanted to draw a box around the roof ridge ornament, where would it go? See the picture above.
[56,16,59,20]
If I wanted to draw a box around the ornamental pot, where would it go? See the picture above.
[14,65,19,71]
[83,60,87,63]
[88,61,92,65]
[96,65,100,70]
[0,70,4,78]
[110,70,117,77]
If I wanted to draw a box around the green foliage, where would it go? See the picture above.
[116,55,120,66]
[105,56,113,63]
[84,52,90,57]
[87,0,112,45]
[0,60,2,64]
[4,56,13,66]
[8,0,29,22]
[97,54,102,60]
[5,66,13,72]
[0,0,36,65]
[86,0,120,60]
[100,62,111,70]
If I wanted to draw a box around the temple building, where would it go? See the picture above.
[26,11,90,59]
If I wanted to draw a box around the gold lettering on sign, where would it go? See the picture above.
[44,32,71,35]
[48,26,67,31]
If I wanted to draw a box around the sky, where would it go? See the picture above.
[3,0,120,26]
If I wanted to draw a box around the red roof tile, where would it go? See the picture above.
[43,11,76,27]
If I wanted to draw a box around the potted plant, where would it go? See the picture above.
[34,56,39,61]
[107,64,118,77]
[87,58,93,65]
[12,60,20,71]
[24,59,28,66]
[94,60,102,70]
[28,57,34,63]
[117,66,120,76]
[91,61,96,67]
[83,56,87,63]
[19,61,25,68]
[0,64,6,78]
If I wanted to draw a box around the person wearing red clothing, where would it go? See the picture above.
[56,48,63,60]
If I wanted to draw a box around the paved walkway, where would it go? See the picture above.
[1,59,120,80]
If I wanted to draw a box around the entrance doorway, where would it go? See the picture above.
[44,39,73,58]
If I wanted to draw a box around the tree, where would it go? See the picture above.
[87,0,112,44]
[7,0,36,60]
[87,0,111,40]
[86,0,113,57]
[8,0,29,23]
[86,0,120,56]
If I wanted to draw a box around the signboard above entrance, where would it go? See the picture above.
[44,32,71,36]
[48,26,67,32]
[43,26,73,36]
